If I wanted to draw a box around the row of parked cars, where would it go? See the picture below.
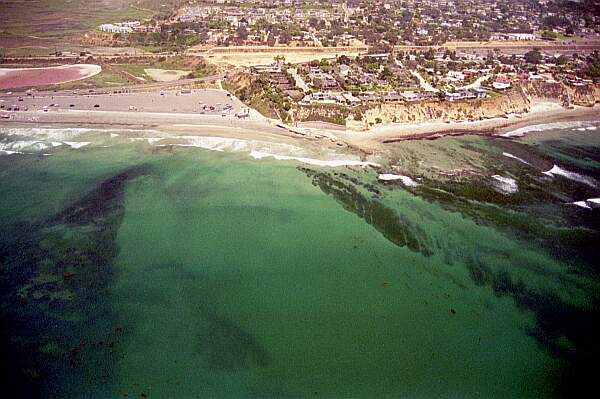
[0,103,27,111]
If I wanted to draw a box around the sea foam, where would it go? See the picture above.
[572,201,592,209]
[0,128,379,167]
[542,165,597,188]
[502,152,530,165]
[63,142,91,149]
[571,198,600,210]
[501,121,598,138]
[491,175,519,194]
[251,150,379,168]
[378,174,419,187]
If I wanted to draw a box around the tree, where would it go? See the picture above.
[383,31,399,45]
[525,49,543,65]
[379,67,392,80]
[236,25,248,40]
[337,55,351,65]
[556,55,569,66]
[585,51,600,78]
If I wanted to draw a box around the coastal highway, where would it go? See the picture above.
[2,39,599,65]
[0,75,225,96]
[80,74,226,94]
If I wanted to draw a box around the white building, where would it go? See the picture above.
[99,24,133,33]
[99,21,141,34]
[447,71,465,82]
[492,81,511,90]
[491,32,536,41]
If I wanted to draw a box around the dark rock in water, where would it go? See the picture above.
[0,165,150,398]
[299,168,434,257]
[450,308,456,315]
[51,165,148,226]
[196,308,270,371]
[464,254,600,397]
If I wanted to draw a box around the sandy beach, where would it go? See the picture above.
[2,88,599,155]
[333,101,600,149]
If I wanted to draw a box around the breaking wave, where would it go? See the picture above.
[542,165,598,188]
[1,127,377,168]
[377,174,419,187]
[491,175,519,194]
[502,152,530,165]
[500,121,598,138]
[250,150,379,167]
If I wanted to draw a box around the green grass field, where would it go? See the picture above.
[115,64,154,81]
[46,70,130,90]
[0,1,181,44]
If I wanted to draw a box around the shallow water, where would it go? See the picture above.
[0,125,599,398]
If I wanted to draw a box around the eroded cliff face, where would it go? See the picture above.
[348,88,531,131]
[226,69,598,129]
[291,105,350,126]
[521,81,600,107]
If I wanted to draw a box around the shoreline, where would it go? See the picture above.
[2,100,599,152]
[331,102,600,149]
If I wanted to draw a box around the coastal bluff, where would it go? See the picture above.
[522,80,600,107]
[290,83,599,131]
[342,89,531,131]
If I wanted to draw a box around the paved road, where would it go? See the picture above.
[457,75,492,90]
[0,74,224,96]
[0,87,242,116]
[289,68,310,92]
[411,70,439,93]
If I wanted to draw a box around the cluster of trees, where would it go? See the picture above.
[113,30,201,52]
[585,51,600,78]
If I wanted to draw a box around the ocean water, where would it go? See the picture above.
[0,125,599,398]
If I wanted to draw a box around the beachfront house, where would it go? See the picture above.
[341,92,362,106]
[492,81,511,90]
[253,64,283,74]
[300,92,345,106]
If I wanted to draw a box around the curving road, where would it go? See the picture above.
[411,70,440,93]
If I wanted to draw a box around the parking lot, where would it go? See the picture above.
[0,88,244,117]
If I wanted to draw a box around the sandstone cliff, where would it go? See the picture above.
[521,81,600,107]
[225,69,598,130]
[346,88,531,131]
[291,105,350,126]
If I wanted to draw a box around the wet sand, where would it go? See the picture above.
[2,92,598,154]
[334,102,600,150]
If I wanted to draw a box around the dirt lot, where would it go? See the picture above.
[145,69,191,82]
[188,45,367,67]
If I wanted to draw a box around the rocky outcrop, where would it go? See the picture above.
[349,88,530,131]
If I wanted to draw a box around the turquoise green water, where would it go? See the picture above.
[1,130,599,398]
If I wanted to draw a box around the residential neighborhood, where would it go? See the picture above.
[100,0,598,49]
[245,46,599,115]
